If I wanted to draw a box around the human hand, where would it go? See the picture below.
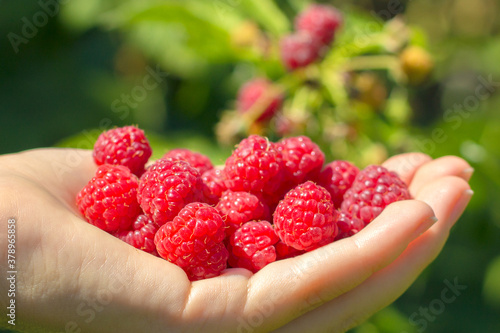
[0,148,472,332]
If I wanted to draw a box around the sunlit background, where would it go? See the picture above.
[1,0,500,332]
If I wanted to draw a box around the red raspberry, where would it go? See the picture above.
[201,167,227,205]
[335,212,365,240]
[237,78,283,122]
[77,164,141,232]
[341,165,411,225]
[154,203,228,281]
[114,214,159,256]
[274,181,338,251]
[277,136,325,186]
[223,135,284,197]
[295,4,343,47]
[275,241,305,260]
[228,221,279,273]
[137,158,204,226]
[93,126,152,176]
[163,148,214,175]
[280,32,321,70]
[316,160,360,208]
[216,190,269,237]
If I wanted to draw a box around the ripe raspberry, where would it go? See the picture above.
[228,221,279,273]
[93,126,152,176]
[237,78,283,122]
[163,148,214,175]
[295,4,343,47]
[114,214,159,256]
[341,165,411,225]
[223,135,284,197]
[77,164,141,232]
[275,241,305,260]
[201,167,227,205]
[274,181,338,251]
[280,32,321,70]
[154,203,228,281]
[335,212,365,240]
[277,136,325,186]
[316,160,360,208]
[137,158,204,226]
[216,190,269,237]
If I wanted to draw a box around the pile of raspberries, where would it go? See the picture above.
[77,126,411,281]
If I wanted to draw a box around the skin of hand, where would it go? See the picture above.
[0,148,473,333]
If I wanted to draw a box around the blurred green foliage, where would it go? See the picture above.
[1,0,500,332]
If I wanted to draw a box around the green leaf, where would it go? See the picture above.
[328,9,385,60]
[59,0,104,32]
[120,4,234,61]
[409,26,429,48]
[371,306,418,333]
[128,22,209,78]
[92,2,238,77]
[239,0,290,36]
[483,255,500,309]
[385,87,411,124]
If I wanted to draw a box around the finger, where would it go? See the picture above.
[274,176,472,333]
[409,155,473,196]
[382,152,432,186]
[242,199,436,332]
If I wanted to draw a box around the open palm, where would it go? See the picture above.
[0,148,472,333]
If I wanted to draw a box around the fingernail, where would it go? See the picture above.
[461,168,475,181]
[448,189,474,224]
[412,216,439,239]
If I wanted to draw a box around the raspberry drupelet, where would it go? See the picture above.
[341,165,411,225]
[316,160,360,208]
[228,221,279,273]
[114,214,159,256]
[93,126,152,177]
[201,167,227,205]
[137,158,204,227]
[277,135,325,186]
[334,212,365,240]
[275,241,306,260]
[77,164,141,233]
[223,135,284,197]
[154,202,228,281]
[274,181,338,251]
[216,190,269,238]
[163,148,214,175]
